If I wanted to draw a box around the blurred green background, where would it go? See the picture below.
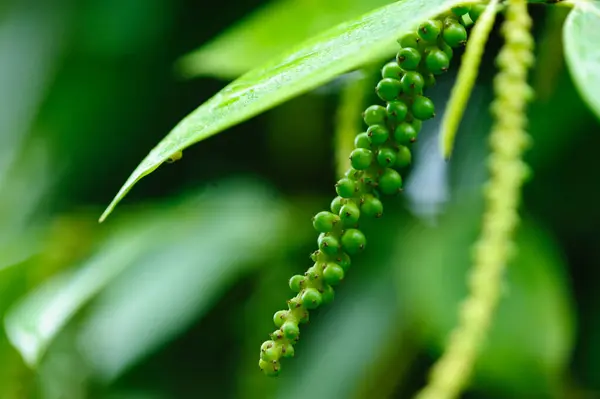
[1,1,599,398]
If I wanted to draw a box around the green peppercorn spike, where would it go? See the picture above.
[260,9,478,376]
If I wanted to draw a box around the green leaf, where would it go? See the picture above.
[563,1,600,121]
[396,199,575,396]
[99,0,466,222]
[177,0,390,79]
[5,179,288,371]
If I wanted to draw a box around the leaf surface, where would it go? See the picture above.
[100,0,464,222]
[563,1,600,121]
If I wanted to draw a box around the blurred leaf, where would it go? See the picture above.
[5,179,288,377]
[563,1,600,121]
[76,185,287,381]
[100,0,467,222]
[0,141,55,271]
[396,199,575,396]
[178,0,390,79]
[0,0,67,183]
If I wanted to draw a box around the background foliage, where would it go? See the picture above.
[1,0,599,398]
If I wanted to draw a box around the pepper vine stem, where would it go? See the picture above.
[440,0,500,159]
[414,0,535,398]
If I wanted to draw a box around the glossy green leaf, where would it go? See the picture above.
[564,1,600,121]
[395,200,575,396]
[177,0,390,79]
[99,0,466,222]
[5,180,287,371]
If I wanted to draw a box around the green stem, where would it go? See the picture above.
[415,0,535,398]
[440,0,500,160]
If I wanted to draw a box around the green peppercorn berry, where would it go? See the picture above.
[386,100,408,123]
[289,274,305,292]
[423,72,436,88]
[412,95,436,120]
[281,343,295,358]
[426,49,450,75]
[323,263,345,285]
[376,78,402,102]
[381,61,404,80]
[299,310,309,324]
[339,201,360,226]
[418,19,443,42]
[451,4,471,15]
[312,211,339,232]
[395,145,412,169]
[331,196,344,214]
[360,194,383,218]
[367,125,390,145]
[361,173,376,187]
[396,47,421,70]
[378,168,403,195]
[318,233,340,255]
[345,168,361,180]
[442,22,468,48]
[355,132,371,149]
[273,310,288,328]
[410,118,423,133]
[401,71,425,94]
[337,252,351,271]
[377,147,398,167]
[398,32,420,48]
[281,321,300,340]
[320,284,335,305]
[260,358,281,377]
[363,105,387,126]
[394,122,418,145]
[271,329,284,340]
[306,267,319,281]
[260,341,281,361]
[341,228,367,255]
[437,39,453,59]
[301,287,322,309]
[335,177,356,198]
[349,148,374,170]
[468,4,486,22]
[260,339,275,351]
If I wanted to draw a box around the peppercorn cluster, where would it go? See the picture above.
[259,4,483,377]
